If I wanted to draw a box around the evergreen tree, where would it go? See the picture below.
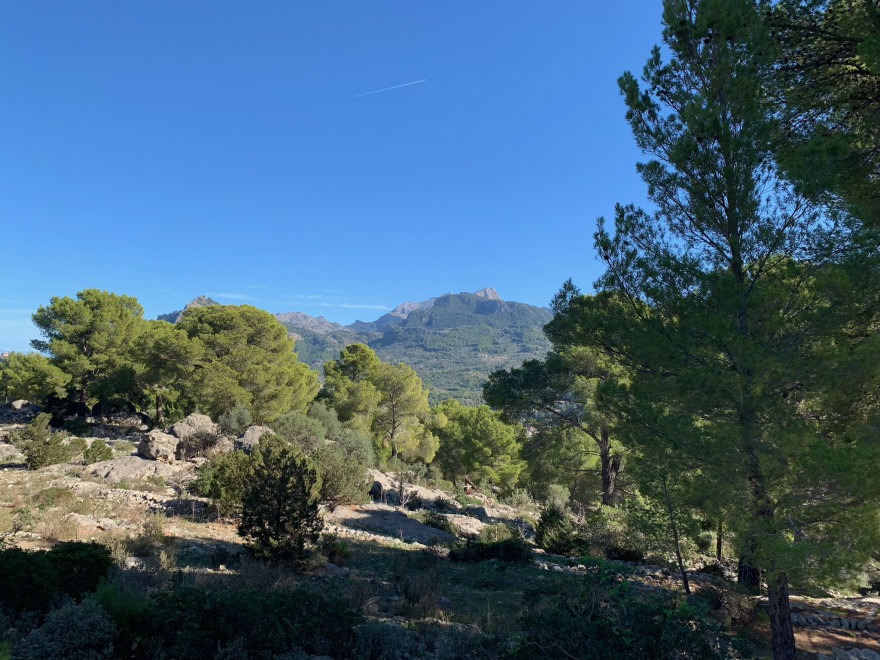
[177,305,319,423]
[0,352,70,404]
[574,1,880,657]
[238,435,323,561]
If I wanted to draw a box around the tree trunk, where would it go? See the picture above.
[716,518,723,561]
[767,571,797,660]
[599,428,621,507]
[662,475,690,594]
[737,552,761,589]
[155,393,164,424]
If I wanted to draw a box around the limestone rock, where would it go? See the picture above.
[11,399,32,410]
[170,413,219,441]
[86,455,178,485]
[236,425,274,453]
[138,430,179,462]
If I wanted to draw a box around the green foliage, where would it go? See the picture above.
[517,566,735,659]
[194,450,253,517]
[314,443,370,505]
[33,486,75,510]
[238,435,323,561]
[9,413,71,470]
[0,542,112,614]
[0,352,70,403]
[217,401,253,436]
[61,417,93,436]
[82,440,113,465]
[31,289,146,411]
[322,343,438,463]
[432,398,524,491]
[67,436,88,453]
[47,542,114,600]
[413,510,459,537]
[139,586,360,659]
[319,535,351,566]
[14,599,116,660]
[535,503,580,556]
[270,410,325,455]
[178,304,319,423]
[448,537,532,564]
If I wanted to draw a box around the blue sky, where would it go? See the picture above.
[1,1,662,352]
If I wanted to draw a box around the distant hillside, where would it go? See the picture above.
[157,295,219,323]
[280,289,552,405]
[160,289,552,405]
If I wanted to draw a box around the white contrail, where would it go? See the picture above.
[341,79,427,101]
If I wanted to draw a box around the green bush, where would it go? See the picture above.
[195,450,253,517]
[32,486,75,510]
[177,429,223,460]
[238,435,323,561]
[9,413,70,469]
[218,402,253,436]
[535,502,581,556]
[61,417,92,436]
[319,535,351,566]
[67,436,88,453]
[478,522,514,543]
[270,411,325,455]
[517,565,736,659]
[315,444,370,505]
[47,542,114,599]
[139,586,360,659]
[448,537,532,564]
[0,547,58,614]
[82,440,113,465]
[14,599,116,660]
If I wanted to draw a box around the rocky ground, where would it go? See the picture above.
[0,402,878,659]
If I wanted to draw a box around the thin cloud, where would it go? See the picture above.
[340,79,427,101]
[246,285,268,289]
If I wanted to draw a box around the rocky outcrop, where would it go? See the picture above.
[170,414,220,441]
[235,425,274,453]
[86,455,179,484]
[138,430,179,462]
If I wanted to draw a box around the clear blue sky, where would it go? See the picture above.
[1,1,662,353]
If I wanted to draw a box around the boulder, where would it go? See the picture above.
[11,399,32,410]
[138,430,179,462]
[86,455,179,484]
[235,425,274,453]
[170,413,219,441]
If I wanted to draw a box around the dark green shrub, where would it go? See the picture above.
[478,522,514,543]
[605,546,645,563]
[195,449,253,516]
[218,402,253,436]
[177,428,222,460]
[14,599,116,660]
[9,413,70,469]
[82,440,113,465]
[448,537,532,564]
[238,435,323,561]
[141,586,360,659]
[316,444,370,505]
[418,510,459,536]
[47,542,114,599]
[90,582,150,655]
[517,566,735,659]
[0,547,58,613]
[535,502,580,556]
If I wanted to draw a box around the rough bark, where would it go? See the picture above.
[599,427,622,507]
[767,572,797,660]
[716,518,723,561]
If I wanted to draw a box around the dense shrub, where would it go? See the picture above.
[517,566,736,659]
[139,586,360,659]
[448,537,532,564]
[238,435,323,561]
[218,402,253,436]
[32,486,75,510]
[0,548,58,614]
[61,417,93,436]
[14,599,116,660]
[315,444,370,505]
[9,413,70,469]
[47,542,114,600]
[535,502,581,556]
[83,440,113,465]
[194,450,253,516]
[176,429,223,460]
[270,411,325,455]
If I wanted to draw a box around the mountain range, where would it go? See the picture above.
[159,288,552,405]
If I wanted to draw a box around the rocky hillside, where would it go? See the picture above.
[161,289,552,405]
